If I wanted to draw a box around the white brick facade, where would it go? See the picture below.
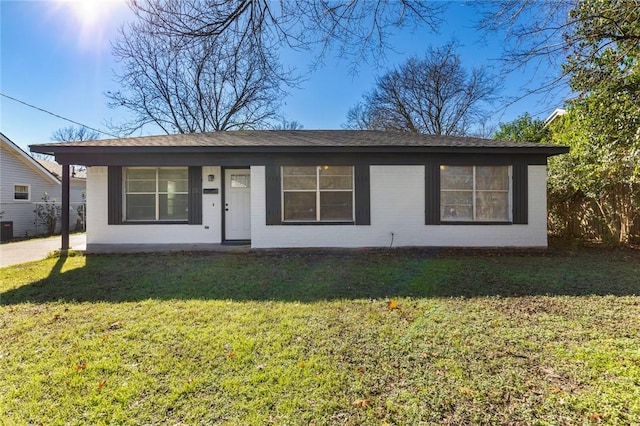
[87,164,548,248]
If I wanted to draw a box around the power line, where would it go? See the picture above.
[0,92,120,139]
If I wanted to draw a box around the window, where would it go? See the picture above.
[14,184,29,200]
[125,167,188,221]
[230,174,250,188]
[440,165,511,222]
[282,166,354,222]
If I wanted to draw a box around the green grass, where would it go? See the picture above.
[1,247,639,424]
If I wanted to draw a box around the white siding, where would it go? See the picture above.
[251,165,548,248]
[0,142,61,237]
[86,166,222,245]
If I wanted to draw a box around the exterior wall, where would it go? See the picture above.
[86,166,222,245]
[0,142,61,237]
[251,165,548,248]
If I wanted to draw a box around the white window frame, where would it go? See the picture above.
[440,165,512,222]
[281,166,355,222]
[13,184,30,201]
[124,167,188,222]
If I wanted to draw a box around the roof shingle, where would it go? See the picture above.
[31,130,552,149]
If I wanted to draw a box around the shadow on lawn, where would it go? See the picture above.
[1,248,639,305]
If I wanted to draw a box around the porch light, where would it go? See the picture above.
[208,174,215,182]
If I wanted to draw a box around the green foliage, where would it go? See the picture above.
[547,0,640,244]
[493,113,549,143]
[33,193,62,236]
[1,250,639,424]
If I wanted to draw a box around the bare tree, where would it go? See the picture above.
[50,126,100,142]
[126,1,445,71]
[476,0,640,101]
[31,126,101,161]
[344,43,500,136]
[107,11,289,134]
[271,119,304,130]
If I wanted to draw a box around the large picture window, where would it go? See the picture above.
[440,165,511,222]
[125,167,188,221]
[282,166,354,222]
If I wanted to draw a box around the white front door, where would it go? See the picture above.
[224,169,251,240]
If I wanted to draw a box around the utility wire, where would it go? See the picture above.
[0,92,120,139]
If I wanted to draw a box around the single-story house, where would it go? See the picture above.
[30,130,568,250]
[1,132,61,239]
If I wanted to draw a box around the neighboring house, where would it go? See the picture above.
[37,160,87,230]
[544,108,567,128]
[30,130,568,250]
[0,132,61,239]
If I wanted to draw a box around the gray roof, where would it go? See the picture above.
[37,160,87,179]
[30,130,568,156]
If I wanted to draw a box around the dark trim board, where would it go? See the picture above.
[222,240,251,246]
[54,152,552,168]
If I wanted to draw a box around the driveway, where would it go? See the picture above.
[0,233,86,268]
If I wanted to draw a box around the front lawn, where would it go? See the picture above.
[1,248,639,424]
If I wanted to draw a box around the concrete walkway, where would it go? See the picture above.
[0,234,252,268]
[0,233,86,268]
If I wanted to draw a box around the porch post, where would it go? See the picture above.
[61,164,70,251]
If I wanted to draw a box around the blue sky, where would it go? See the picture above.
[1,1,562,152]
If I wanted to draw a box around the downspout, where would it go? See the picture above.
[61,164,70,251]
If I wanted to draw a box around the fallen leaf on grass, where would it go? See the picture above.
[388,299,399,310]
[97,380,106,390]
[227,352,236,359]
[458,387,474,396]
[74,361,87,371]
[588,412,603,422]
[352,399,370,408]
[357,367,365,374]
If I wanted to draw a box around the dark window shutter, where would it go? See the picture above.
[512,163,528,224]
[354,164,370,225]
[107,166,123,225]
[265,165,282,225]
[425,164,440,225]
[188,166,202,224]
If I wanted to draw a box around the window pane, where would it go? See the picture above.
[14,185,29,199]
[126,194,156,220]
[127,168,156,179]
[159,194,188,220]
[476,166,509,190]
[159,179,189,193]
[283,192,316,221]
[476,191,509,221]
[158,168,188,192]
[283,176,317,190]
[231,174,250,188]
[127,180,156,192]
[319,166,352,189]
[158,168,188,180]
[441,190,473,221]
[440,166,473,190]
[283,166,316,176]
[320,192,353,221]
